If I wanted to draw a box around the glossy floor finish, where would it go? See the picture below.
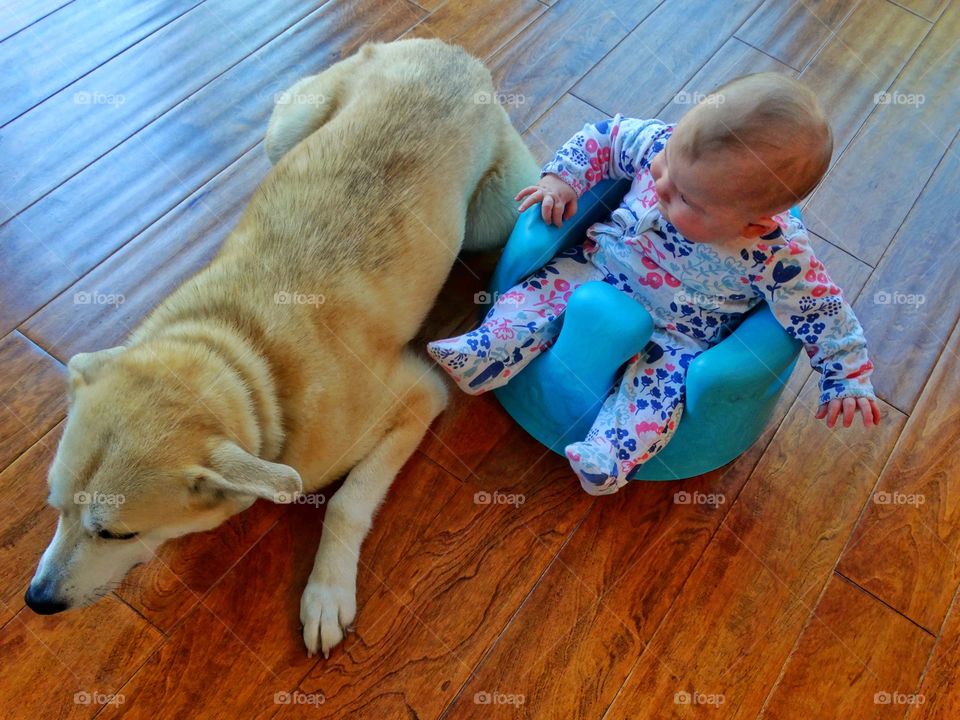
[1,0,958,718]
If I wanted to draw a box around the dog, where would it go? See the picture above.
[25,38,538,657]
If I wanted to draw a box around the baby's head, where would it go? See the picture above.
[650,73,832,244]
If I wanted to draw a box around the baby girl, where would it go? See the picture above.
[428,73,881,496]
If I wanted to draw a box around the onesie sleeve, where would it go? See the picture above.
[540,115,670,197]
[746,216,876,406]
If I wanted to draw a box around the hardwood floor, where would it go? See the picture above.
[1,0,958,717]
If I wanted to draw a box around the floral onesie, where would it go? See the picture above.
[428,115,876,496]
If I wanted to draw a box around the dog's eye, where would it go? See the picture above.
[97,529,138,541]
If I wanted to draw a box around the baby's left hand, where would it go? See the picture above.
[816,397,881,428]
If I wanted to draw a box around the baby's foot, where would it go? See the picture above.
[565,441,622,496]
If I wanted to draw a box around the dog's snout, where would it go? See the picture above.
[24,583,69,615]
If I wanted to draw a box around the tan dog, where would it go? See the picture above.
[26,39,538,657]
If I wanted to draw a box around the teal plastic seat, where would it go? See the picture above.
[488,179,803,481]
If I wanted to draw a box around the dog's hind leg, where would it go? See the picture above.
[461,105,540,252]
[299,353,448,658]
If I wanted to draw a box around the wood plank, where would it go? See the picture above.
[911,587,960,718]
[96,501,328,720]
[760,574,933,719]
[486,0,664,131]
[0,0,204,126]
[523,93,605,165]
[281,439,593,718]
[893,0,949,20]
[21,144,272,361]
[657,37,798,125]
[600,373,905,719]
[403,0,546,60]
[0,423,61,611]
[0,0,424,338]
[0,331,65,470]
[804,0,960,265]
[0,0,73,42]
[571,0,765,119]
[735,0,860,71]
[796,0,930,158]
[0,0,324,225]
[848,132,960,412]
[835,317,960,631]
[0,597,163,720]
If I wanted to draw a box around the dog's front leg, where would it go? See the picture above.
[300,358,448,658]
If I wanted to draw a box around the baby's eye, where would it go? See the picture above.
[680,194,688,204]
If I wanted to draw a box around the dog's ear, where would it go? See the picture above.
[193,441,303,503]
[67,346,125,390]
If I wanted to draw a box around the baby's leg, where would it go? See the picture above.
[565,332,706,495]
[427,246,602,395]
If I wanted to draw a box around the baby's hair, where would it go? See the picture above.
[679,72,833,213]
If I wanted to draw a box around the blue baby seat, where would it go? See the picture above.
[487,179,803,481]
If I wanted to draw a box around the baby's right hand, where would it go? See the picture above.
[515,174,578,227]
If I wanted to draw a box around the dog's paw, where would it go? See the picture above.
[300,566,357,659]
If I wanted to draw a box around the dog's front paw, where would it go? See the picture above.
[300,563,357,659]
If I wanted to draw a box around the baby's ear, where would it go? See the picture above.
[741,216,781,239]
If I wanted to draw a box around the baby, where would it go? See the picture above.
[428,73,880,496]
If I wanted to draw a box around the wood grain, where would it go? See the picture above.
[760,574,933,719]
[796,0,931,159]
[601,373,906,719]
[572,0,765,119]
[804,0,960,266]
[736,0,860,71]
[523,93,605,165]
[487,0,663,130]
[0,0,72,42]
[894,0,949,20]
[0,0,424,337]
[911,589,960,718]
[403,0,546,60]
[0,596,163,720]
[0,0,203,126]
[849,132,960,413]
[0,331,65,470]
[836,316,960,631]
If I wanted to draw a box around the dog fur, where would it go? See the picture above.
[26,39,538,657]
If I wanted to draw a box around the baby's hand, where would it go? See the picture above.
[816,397,881,428]
[515,174,578,227]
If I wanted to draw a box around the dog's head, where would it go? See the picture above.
[25,344,301,614]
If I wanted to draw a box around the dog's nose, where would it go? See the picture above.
[24,583,69,615]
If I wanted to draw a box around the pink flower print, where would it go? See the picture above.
[491,318,515,340]
[554,278,570,292]
[665,363,675,371]
[638,177,658,208]
[641,256,659,270]
[664,272,681,288]
[499,290,525,307]
[636,421,660,434]
[598,147,611,165]
[639,271,663,289]
[585,138,599,153]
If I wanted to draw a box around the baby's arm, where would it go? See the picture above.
[517,115,669,226]
[748,219,880,428]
